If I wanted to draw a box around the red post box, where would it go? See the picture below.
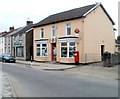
[74,51,79,65]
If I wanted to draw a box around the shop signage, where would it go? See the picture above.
[51,37,56,43]
[74,29,80,33]
[14,41,22,46]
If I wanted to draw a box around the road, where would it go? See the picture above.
[2,62,118,97]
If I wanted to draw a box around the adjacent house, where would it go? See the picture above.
[33,3,115,64]
[0,32,7,54]
[0,27,15,54]
[115,40,120,52]
[12,21,34,61]
[4,27,25,56]
[4,21,33,60]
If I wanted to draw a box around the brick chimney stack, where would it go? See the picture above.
[9,26,14,32]
[26,21,33,25]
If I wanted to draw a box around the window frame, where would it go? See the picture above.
[66,23,71,36]
[36,43,48,57]
[51,26,56,37]
[40,28,44,39]
[16,47,24,57]
[60,42,76,58]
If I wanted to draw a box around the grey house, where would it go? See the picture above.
[5,27,25,56]
[5,21,34,61]
[13,21,34,61]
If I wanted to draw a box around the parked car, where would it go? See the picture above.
[0,54,3,61]
[0,54,16,63]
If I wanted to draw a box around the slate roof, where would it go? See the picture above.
[14,24,33,35]
[6,24,33,37]
[34,3,115,28]
[6,27,25,37]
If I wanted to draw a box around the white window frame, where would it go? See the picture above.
[51,26,56,37]
[60,42,76,58]
[40,28,44,39]
[36,43,48,57]
[66,23,71,36]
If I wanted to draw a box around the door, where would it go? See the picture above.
[101,45,105,61]
[52,44,56,61]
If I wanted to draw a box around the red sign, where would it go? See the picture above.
[51,38,56,43]
[75,29,80,33]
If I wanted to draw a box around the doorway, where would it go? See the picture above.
[52,43,56,61]
[101,45,105,61]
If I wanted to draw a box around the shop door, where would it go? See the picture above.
[101,45,105,61]
[52,44,56,61]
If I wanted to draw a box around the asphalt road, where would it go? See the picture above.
[2,62,118,97]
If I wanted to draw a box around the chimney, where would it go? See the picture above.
[9,26,14,32]
[26,21,33,25]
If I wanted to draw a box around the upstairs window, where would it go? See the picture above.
[66,23,71,36]
[52,26,56,37]
[40,28,44,38]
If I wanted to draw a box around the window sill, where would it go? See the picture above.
[36,56,48,57]
[60,57,74,59]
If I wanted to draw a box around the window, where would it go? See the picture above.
[61,43,67,57]
[8,37,10,45]
[19,34,23,41]
[36,44,40,56]
[16,47,24,57]
[8,47,10,54]
[61,42,76,58]
[40,28,44,38]
[69,42,76,57]
[52,26,56,37]
[36,43,48,57]
[66,23,71,35]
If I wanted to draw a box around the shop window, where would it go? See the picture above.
[16,47,24,57]
[36,48,40,56]
[61,42,76,58]
[61,42,67,57]
[69,42,76,57]
[36,43,48,57]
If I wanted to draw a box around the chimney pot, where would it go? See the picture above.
[26,21,33,25]
[9,26,14,32]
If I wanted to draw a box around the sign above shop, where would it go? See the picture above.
[51,37,56,43]
[14,41,22,46]
[74,29,80,33]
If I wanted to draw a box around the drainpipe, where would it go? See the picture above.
[81,17,85,63]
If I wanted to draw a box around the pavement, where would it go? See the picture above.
[0,71,16,98]
[16,60,119,80]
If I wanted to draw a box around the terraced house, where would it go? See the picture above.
[33,3,116,64]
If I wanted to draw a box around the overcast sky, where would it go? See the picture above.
[0,0,119,36]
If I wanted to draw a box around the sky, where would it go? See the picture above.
[0,0,119,37]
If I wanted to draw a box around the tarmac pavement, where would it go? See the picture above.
[1,71,16,98]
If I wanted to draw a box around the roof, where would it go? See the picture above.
[14,24,33,36]
[34,3,115,28]
[6,24,33,37]
[6,27,25,37]
[0,31,13,37]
